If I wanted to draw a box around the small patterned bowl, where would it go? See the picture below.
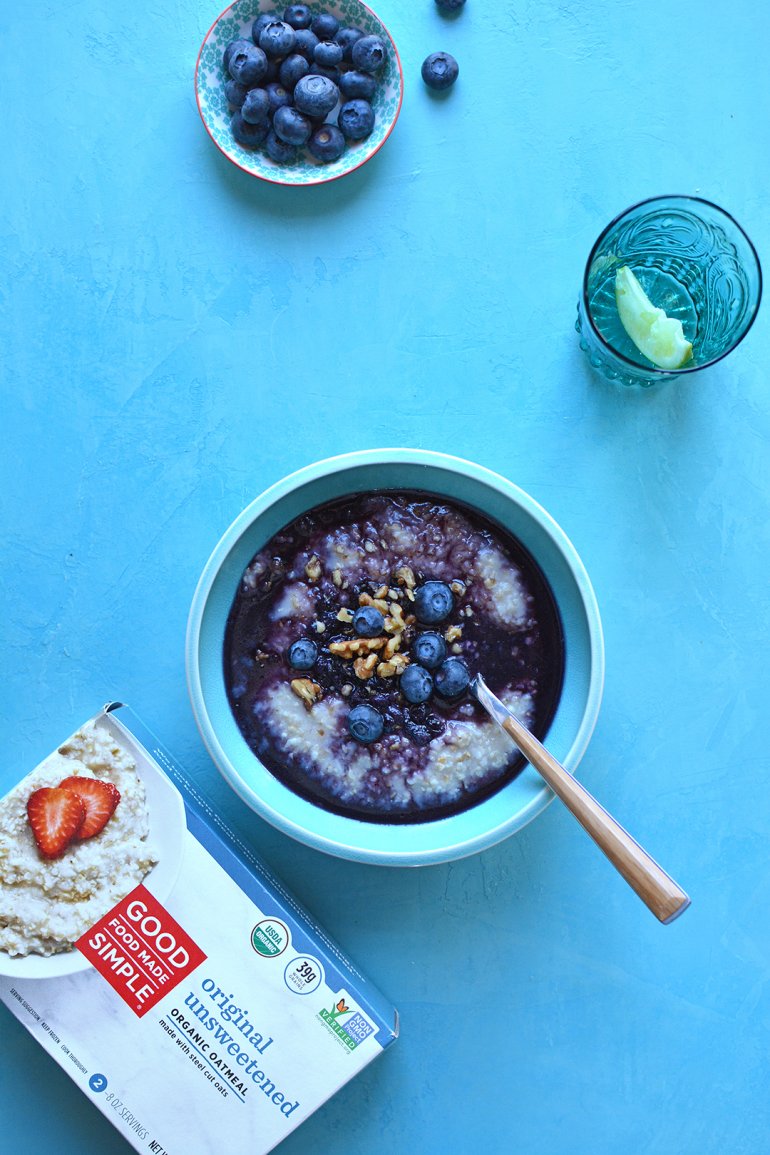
[195,1,403,186]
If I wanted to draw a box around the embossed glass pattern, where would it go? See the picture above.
[576,196,762,387]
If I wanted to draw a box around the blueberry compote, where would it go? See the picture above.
[224,491,564,823]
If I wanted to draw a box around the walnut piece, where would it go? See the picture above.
[328,636,386,659]
[353,654,378,680]
[305,555,322,582]
[290,678,322,710]
[395,565,416,589]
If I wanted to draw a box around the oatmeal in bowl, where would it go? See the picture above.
[188,450,604,865]
[225,491,564,822]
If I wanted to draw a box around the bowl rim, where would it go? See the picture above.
[186,448,605,865]
[194,0,404,188]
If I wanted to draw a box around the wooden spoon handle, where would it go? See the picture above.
[474,677,690,924]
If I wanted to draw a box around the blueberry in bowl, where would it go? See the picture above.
[228,41,269,85]
[338,69,376,100]
[196,1,404,186]
[292,73,339,117]
[308,123,345,161]
[351,34,386,73]
[313,39,344,67]
[224,36,253,69]
[241,86,270,122]
[279,52,310,88]
[283,3,312,28]
[311,11,339,38]
[231,111,270,146]
[225,78,249,107]
[338,98,375,140]
[265,128,297,162]
[259,19,297,57]
[273,103,312,145]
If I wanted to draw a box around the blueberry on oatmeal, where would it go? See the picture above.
[413,581,454,625]
[434,657,470,699]
[412,631,447,669]
[400,664,434,704]
[352,605,385,638]
[288,639,318,670]
[348,704,384,745]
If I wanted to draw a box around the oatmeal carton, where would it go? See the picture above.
[0,704,398,1154]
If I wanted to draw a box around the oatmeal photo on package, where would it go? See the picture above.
[0,720,160,965]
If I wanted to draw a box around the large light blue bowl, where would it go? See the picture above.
[186,449,604,865]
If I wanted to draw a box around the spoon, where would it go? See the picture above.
[470,674,690,924]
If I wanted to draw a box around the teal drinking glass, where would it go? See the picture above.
[576,195,762,387]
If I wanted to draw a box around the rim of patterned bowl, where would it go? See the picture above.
[186,449,606,866]
[195,1,404,187]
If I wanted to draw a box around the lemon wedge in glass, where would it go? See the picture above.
[614,266,693,370]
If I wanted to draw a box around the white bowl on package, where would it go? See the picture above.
[0,714,187,981]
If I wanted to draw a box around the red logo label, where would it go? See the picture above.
[76,885,206,1017]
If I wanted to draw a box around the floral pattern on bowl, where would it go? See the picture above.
[195,0,403,186]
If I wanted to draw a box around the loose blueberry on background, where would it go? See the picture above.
[293,73,340,117]
[231,112,269,148]
[348,703,384,744]
[421,51,459,90]
[308,124,346,163]
[338,99,375,140]
[413,631,447,670]
[335,26,366,60]
[314,40,344,68]
[287,638,319,670]
[224,79,249,109]
[351,34,387,74]
[400,664,434,704]
[241,87,270,124]
[259,20,297,59]
[352,604,385,638]
[229,43,269,87]
[283,4,312,29]
[435,0,467,9]
[279,53,310,89]
[311,12,339,39]
[273,104,312,146]
[338,69,377,101]
[265,129,298,163]
[224,37,253,71]
[434,657,470,699]
[413,581,454,624]
[266,82,293,113]
[293,28,319,59]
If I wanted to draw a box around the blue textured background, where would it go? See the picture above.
[2,2,769,1153]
